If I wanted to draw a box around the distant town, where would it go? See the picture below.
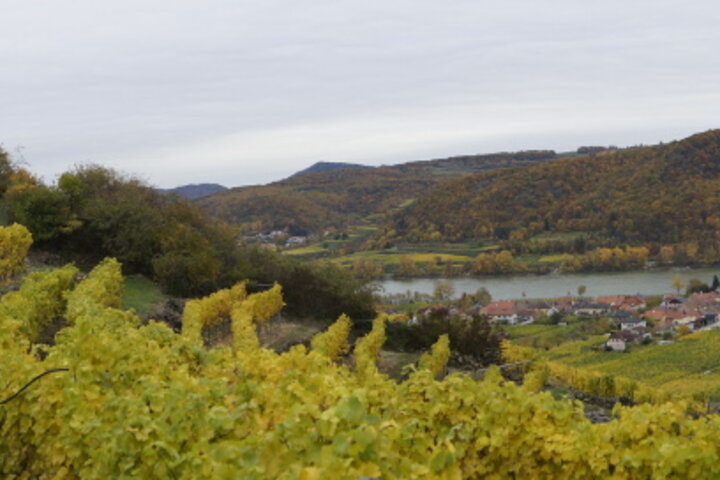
[404,290,720,353]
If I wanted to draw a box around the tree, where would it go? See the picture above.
[577,285,587,298]
[433,280,455,303]
[686,278,709,296]
[0,147,18,196]
[711,275,720,291]
[659,246,674,265]
[6,185,79,242]
[474,287,492,306]
[672,274,685,295]
[395,256,418,277]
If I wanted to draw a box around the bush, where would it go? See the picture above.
[385,310,504,366]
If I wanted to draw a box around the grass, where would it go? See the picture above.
[262,322,322,351]
[284,245,328,256]
[538,329,720,397]
[531,232,589,241]
[378,350,421,379]
[506,319,610,349]
[122,275,167,314]
[331,251,474,266]
[538,254,571,263]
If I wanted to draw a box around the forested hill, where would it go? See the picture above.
[158,183,227,200]
[289,161,370,178]
[197,150,558,235]
[374,129,720,257]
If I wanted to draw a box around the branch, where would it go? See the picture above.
[0,368,69,405]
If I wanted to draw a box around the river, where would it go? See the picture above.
[376,267,720,300]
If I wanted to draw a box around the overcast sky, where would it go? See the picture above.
[2,0,719,188]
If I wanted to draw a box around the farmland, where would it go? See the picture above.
[517,329,720,400]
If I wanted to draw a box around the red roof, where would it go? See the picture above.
[686,292,720,309]
[481,301,519,316]
[642,307,700,322]
[596,295,645,308]
[596,296,624,306]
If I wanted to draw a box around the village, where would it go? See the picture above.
[392,283,720,353]
[477,291,720,352]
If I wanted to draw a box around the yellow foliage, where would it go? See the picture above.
[182,282,247,343]
[7,262,720,478]
[311,314,352,361]
[0,223,33,281]
[354,314,387,379]
[418,334,450,377]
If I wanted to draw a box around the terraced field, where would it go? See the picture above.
[537,330,720,399]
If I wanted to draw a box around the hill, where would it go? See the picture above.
[198,150,558,235]
[289,161,370,178]
[374,130,720,261]
[159,183,227,200]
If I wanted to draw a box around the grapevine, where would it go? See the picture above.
[3,256,720,477]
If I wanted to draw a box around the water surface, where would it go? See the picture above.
[377,267,720,300]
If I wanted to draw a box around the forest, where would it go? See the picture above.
[0,149,373,320]
[197,150,558,235]
[371,130,720,264]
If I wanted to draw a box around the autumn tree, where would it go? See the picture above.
[433,280,455,303]
[672,274,685,295]
[395,256,418,277]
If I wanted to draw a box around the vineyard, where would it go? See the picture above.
[505,331,720,402]
[6,240,720,476]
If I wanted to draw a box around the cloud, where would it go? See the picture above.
[1,0,719,186]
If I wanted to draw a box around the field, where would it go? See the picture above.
[283,245,328,256]
[531,330,720,399]
[122,274,167,314]
[283,225,380,257]
[504,319,610,349]
[331,250,474,266]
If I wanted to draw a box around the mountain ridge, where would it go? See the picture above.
[197,150,559,235]
[372,129,720,259]
[159,183,227,200]
[289,161,371,178]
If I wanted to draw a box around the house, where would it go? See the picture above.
[573,302,610,316]
[620,318,647,331]
[609,309,633,322]
[525,301,554,317]
[686,292,720,314]
[653,319,675,335]
[606,336,627,352]
[285,236,307,247]
[596,295,646,311]
[606,329,645,352]
[642,307,700,324]
[662,295,685,309]
[693,313,717,330]
[621,295,646,310]
[555,296,575,314]
[481,301,532,325]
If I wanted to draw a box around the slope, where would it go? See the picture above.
[159,183,227,200]
[375,130,720,258]
[198,150,558,235]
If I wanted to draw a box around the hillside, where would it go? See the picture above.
[198,150,558,235]
[158,183,227,200]
[374,130,720,260]
[289,161,370,178]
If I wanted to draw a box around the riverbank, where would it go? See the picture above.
[376,266,720,300]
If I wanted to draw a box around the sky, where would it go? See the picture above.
[2,0,719,188]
